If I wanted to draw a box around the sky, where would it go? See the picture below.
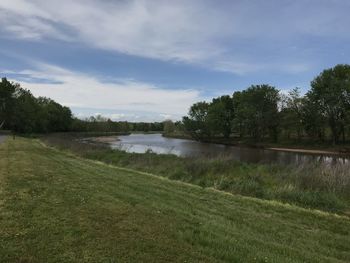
[0,0,349,122]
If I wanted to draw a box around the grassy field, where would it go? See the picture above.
[1,137,350,262]
[42,134,350,214]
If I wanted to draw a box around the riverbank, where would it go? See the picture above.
[267,147,340,155]
[163,133,350,156]
[41,133,350,214]
[1,137,350,262]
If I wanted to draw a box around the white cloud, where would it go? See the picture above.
[159,114,172,120]
[8,63,203,120]
[107,113,126,120]
[2,0,347,74]
[0,0,229,62]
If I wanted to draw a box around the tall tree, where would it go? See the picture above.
[301,96,326,141]
[232,91,246,138]
[0,78,16,129]
[236,85,280,141]
[207,95,234,139]
[308,64,350,144]
[280,88,304,140]
[183,101,211,140]
[163,120,175,135]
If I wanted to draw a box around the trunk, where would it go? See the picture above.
[223,128,231,139]
[297,128,302,141]
[0,120,4,129]
[239,122,243,139]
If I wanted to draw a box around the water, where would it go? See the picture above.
[109,133,349,165]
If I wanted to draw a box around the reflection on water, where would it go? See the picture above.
[110,133,349,166]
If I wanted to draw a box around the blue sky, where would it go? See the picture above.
[0,0,349,121]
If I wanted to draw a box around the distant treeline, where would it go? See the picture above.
[0,78,164,134]
[182,64,350,144]
[71,115,164,133]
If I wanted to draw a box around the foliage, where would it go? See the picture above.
[0,78,72,133]
[308,64,350,144]
[183,101,211,139]
[0,78,164,134]
[163,119,176,134]
[236,85,279,141]
[207,95,234,138]
[182,64,350,145]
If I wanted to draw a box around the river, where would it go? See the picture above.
[107,133,349,166]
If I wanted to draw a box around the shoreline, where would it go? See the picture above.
[163,134,350,156]
[87,133,350,157]
[266,147,344,156]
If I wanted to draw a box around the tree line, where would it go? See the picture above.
[0,78,72,133]
[182,64,350,144]
[2,64,350,143]
[71,115,164,133]
[0,78,164,134]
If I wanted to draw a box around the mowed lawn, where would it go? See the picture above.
[0,138,349,263]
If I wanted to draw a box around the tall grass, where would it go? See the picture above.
[41,133,350,213]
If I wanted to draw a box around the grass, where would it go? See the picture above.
[1,137,350,262]
[42,134,350,214]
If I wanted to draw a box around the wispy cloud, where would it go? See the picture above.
[2,0,347,75]
[7,63,203,120]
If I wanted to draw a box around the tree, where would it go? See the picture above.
[0,78,16,129]
[183,101,211,140]
[308,64,350,144]
[1,78,74,133]
[37,97,72,132]
[279,88,304,140]
[232,91,245,138]
[301,96,326,141]
[11,88,40,133]
[235,85,280,141]
[163,120,175,135]
[208,95,234,138]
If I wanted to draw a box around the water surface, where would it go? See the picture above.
[109,133,348,165]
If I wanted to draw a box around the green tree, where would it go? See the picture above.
[208,95,234,138]
[163,120,175,135]
[301,96,326,141]
[232,91,245,138]
[0,78,17,129]
[235,85,280,141]
[308,64,350,144]
[12,88,41,133]
[183,101,211,140]
[37,97,72,132]
[279,88,304,140]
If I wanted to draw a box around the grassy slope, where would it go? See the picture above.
[0,138,349,262]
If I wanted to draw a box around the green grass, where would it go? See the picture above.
[0,137,350,262]
[42,134,350,214]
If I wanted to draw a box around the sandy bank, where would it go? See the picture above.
[86,136,119,144]
[267,147,341,155]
